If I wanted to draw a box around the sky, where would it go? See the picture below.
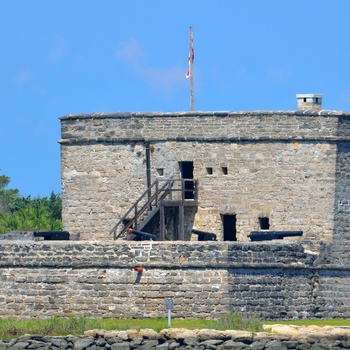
[1,0,350,197]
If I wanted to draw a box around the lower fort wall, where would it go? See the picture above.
[0,241,349,320]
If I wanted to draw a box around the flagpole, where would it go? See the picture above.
[189,26,194,111]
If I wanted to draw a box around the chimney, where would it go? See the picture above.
[296,94,323,111]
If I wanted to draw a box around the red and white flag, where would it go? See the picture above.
[186,38,194,78]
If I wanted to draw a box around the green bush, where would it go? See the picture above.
[212,312,263,332]
[0,170,62,234]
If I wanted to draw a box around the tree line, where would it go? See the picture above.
[0,170,62,234]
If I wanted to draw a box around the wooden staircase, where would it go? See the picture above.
[109,178,198,240]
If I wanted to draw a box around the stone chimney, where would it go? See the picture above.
[296,94,323,111]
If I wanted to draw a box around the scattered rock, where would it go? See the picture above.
[2,326,350,349]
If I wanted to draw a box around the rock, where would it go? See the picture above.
[139,328,162,340]
[266,324,350,343]
[200,339,224,347]
[265,339,288,349]
[110,342,130,350]
[95,338,107,347]
[249,340,269,350]
[137,339,159,349]
[118,331,129,341]
[129,337,143,347]
[160,328,198,340]
[0,342,8,350]
[7,339,17,347]
[168,341,180,349]
[106,337,125,345]
[73,337,95,350]
[27,339,48,349]
[221,339,248,349]
[197,329,227,341]
[84,329,107,338]
[183,336,199,347]
[309,344,329,350]
[125,329,141,340]
[281,340,300,349]
[104,330,121,339]
[17,334,42,342]
[155,342,170,349]
[86,345,97,350]
[223,330,254,343]
[2,326,350,349]
[253,332,289,342]
[8,342,30,349]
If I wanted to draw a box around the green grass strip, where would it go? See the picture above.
[1,314,348,340]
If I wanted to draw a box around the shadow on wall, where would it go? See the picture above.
[225,244,318,319]
[333,117,350,262]
[138,206,198,241]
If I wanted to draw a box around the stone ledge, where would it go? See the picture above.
[59,110,350,120]
[58,136,350,145]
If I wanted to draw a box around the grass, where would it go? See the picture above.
[0,316,215,340]
[0,314,348,340]
[213,312,263,332]
[0,313,261,340]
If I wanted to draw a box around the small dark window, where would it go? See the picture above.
[206,167,213,175]
[259,217,270,230]
[303,98,307,102]
[315,98,319,103]
[156,168,164,176]
[222,214,237,241]
[222,167,228,175]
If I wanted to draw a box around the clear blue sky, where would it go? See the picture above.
[1,0,350,197]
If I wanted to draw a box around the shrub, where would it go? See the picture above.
[213,312,263,332]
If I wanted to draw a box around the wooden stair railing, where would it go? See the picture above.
[109,178,174,240]
[109,177,198,240]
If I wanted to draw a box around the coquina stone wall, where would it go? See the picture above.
[1,240,350,320]
[60,110,350,242]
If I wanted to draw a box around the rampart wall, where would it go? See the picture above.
[1,240,350,320]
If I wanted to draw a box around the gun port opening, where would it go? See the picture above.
[259,217,270,230]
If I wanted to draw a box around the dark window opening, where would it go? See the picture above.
[222,167,228,175]
[303,98,307,102]
[179,161,194,199]
[206,167,213,175]
[156,168,164,176]
[259,217,270,230]
[222,214,237,241]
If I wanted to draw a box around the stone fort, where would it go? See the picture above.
[1,94,350,320]
[59,93,349,245]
